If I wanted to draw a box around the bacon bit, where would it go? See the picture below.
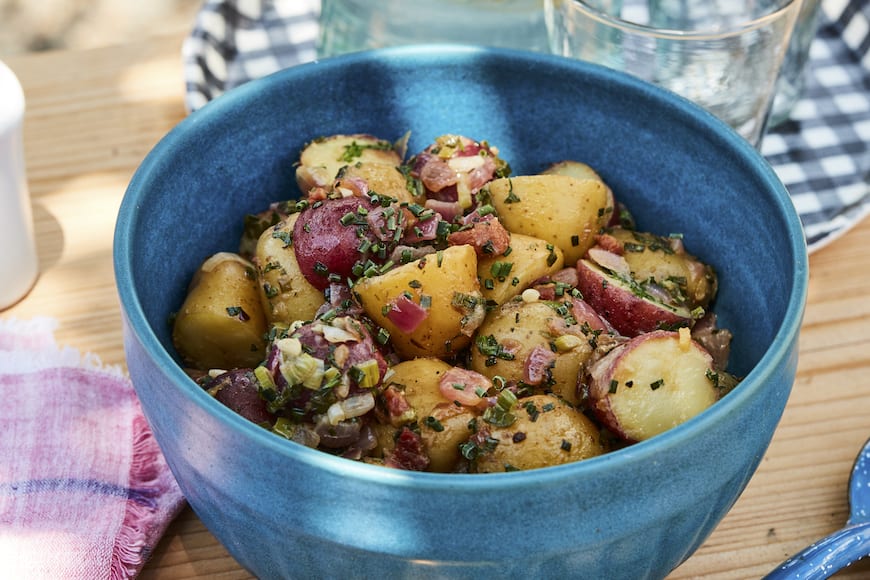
[306,186,329,201]
[685,259,710,303]
[533,267,580,300]
[383,384,416,426]
[551,267,580,287]
[438,367,492,409]
[447,218,510,257]
[524,345,557,385]
[587,247,631,277]
[334,175,369,198]
[466,158,497,195]
[534,285,557,301]
[385,427,430,471]
[386,294,429,334]
[417,154,458,194]
[594,233,624,255]
[691,312,732,371]
[389,244,435,265]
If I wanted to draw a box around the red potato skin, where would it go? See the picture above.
[586,336,646,441]
[209,369,276,426]
[575,259,690,337]
[585,330,715,442]
[293,196,378,290]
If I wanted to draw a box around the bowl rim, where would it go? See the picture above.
[114,43,809,490]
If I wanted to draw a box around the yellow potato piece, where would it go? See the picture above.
[486,174,611,264]
[474,394,605,473]
[255,213,325,326]
[353,244,482,359]
[470,300,593,406]
[295,134,402,193]
[337,162,419,205]
[388,358,479,472]
[172,252,267,370]
[477,233,564,307]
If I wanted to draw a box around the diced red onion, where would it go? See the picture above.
[386,295,429,334]
[588,247,632,277]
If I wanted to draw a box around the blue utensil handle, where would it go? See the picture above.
[765,521,870,579]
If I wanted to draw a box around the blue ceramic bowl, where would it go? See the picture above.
[114,45,808,579]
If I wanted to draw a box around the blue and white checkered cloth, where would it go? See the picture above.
[182,0,869,253]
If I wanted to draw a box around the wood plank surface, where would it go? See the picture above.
[3,36,869,579]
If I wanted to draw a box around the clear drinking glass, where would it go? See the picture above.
[318,0,550,58]
[545,0,801,146]
[768,0,822,127]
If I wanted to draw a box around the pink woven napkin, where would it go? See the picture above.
[0,317,185,578]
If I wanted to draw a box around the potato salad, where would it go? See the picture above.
[171,133,739,473]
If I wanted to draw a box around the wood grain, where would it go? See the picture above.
[3,36,869,579]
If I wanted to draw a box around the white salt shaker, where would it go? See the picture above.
[0,60,38,310]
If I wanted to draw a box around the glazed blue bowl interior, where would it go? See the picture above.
[114,45,808,579]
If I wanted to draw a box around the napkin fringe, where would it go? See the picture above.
[0,317,126,378]
[111,412,179,579]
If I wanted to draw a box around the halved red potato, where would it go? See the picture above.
[586,329,719,442]
[575,258,692,337]
[292,195,381,290]
[599,228,717,309]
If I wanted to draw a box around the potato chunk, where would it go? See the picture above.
[172,252,267,370]
[477,233,564,307]
[353,245,483,359]
[383,358,476,472]
[601,228,717,309]
[575,258,693,337]
[473,394,605,472]
[485,175,611,263]
[586,330,719,442]
[469,299,594,406]
[336,162,419,205]
[254,214,325,326]
[295,134,402,193]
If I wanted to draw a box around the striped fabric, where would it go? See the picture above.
[761,0,870,251]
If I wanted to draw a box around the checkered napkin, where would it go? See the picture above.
[0,318,185,578]
[182,0,869,253]
[761,0,870,251]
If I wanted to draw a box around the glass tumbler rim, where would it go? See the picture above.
[565,0,800,40]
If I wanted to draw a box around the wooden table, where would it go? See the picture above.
[3,35,869,579]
